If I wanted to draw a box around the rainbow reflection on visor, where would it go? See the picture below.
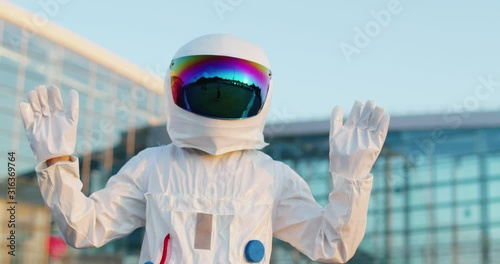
[170,55,272,119]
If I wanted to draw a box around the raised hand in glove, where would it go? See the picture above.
[329,100,390,180]
[19,85,79,163]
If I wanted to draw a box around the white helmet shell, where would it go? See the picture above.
[164,34,272,155]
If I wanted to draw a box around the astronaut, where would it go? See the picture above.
[20,34,389,263]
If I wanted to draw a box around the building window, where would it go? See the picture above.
[435,184,452,205]
[435,206,453,227]
[408,231,429,251]
[434,156,454,183]
[134,114,148,128]
[0,111,15,134]
[2,22,22,53]
[487,154,500,177]
[0,88,19,114]
[390,210,405,231]
[409,159,433,186]
[132,86,149,111]
[114,102,130,125]
[95,66,113,92]
[154,94,164,116]
[27,35,50,63]
[0,56,19,88]
[24,64,46,93]
[62,50,90,86]
[456,155,479,180]
[488,180,500,200]
[409,208,430,230]
[116,78,133,105]
[409,187,432,207]
[455,182,479,202]
[489,201,500,223]
[456,203,480,226]
[490,225,500,243]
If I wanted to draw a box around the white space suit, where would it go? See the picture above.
[20,34,390,263]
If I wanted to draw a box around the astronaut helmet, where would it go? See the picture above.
[164,34,273,155]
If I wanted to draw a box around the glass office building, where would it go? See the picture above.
[0,1,164,185]
[264,111,500,264]
[0,2,164,263]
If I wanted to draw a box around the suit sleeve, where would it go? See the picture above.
[272,163,373,263]
[36,150,150,248]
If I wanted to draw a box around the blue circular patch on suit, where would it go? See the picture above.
[144,262,153,264]
[244,240,265,262]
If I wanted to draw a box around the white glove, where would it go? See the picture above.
[19,85,79,162]
[329,100,390,179]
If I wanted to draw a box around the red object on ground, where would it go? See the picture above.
[48,235,67,259]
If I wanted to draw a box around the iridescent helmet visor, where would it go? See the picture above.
[170,55,272,119]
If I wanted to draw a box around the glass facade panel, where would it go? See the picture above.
[147,90,155,112]
[491,225,500,242]
[264,125,500,263]
[409,256,424,264]
[135,114,148,129]
[373,165,387,190]
[95,65,113,92]
[409,159,433,186]
[365,213,379,234]
[457,203,481,225]
[133,86,149,111]
[489,202,500,223]
[436,250,453,264]
[390,233,405,259]
[489,180,500,199]
[0,88,18,113]
[114,102,131,125]
[391,187,405,209]
[458,227,481,243]
[461,251,481,264]
[456,156,479,180]
[368,191,384,213]
[390,210,405,231]
[435,156,454,183]
[93,98,106,116]
[0,56,18,88]
[435,206,453,227]
[153,93,163,115]
[24,64,46,92]
[63,50,90,87]
[409,231,429,249]
[0,133,12,151]
[116,78,133,104]
[410,187,431,207]
[436,228,452,244]
[487,154,500,177]
[27,34,49,63]
[410,208,431,230]
[79,92,89,111]
[0,14,163,181]
[18,138,32,158]
[435,184,452,204]
[2,21,22,52]
[455,182,480,202]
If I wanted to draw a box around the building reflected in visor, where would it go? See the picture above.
[170,55,271,120]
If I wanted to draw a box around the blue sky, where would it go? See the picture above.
[9,0,500,122]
